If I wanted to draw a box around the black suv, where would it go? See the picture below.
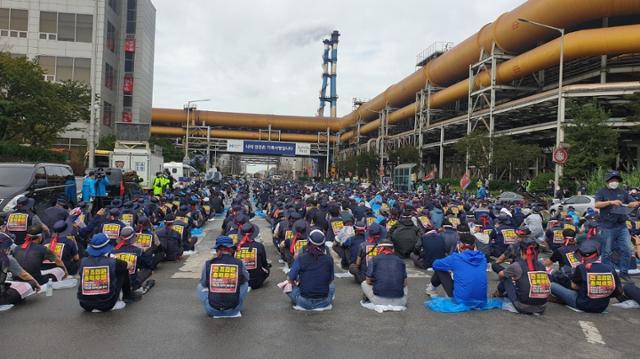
[0,163,76,216]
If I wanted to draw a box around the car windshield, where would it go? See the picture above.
[0,167,33,186]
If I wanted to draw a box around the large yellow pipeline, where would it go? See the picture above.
[151,0,640,137]
[339,24,640,142]
[150,126,335,143]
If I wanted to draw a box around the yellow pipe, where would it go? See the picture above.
[150,126,335,143]
[151,0,640,138]
[340,24,640,142]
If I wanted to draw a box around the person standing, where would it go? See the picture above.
[594,171,640,282]
[82,171,97,206]
[93,169,110,213]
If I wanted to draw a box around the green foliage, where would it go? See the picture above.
[387,146,421,168]
[149,136,183,162]
[585,168,640,195]
[337,150,379,179]
[563,100,618,179]
[0,52,91,147]
[97,134,116,151]
[454,129,541,180]
[528,172,555,193]
[0,141,66,162]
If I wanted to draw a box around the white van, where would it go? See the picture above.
[163,162,197,182]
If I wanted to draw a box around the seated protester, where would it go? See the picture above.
[544,229,580,288]
[100,208,127,245]
[389,209,421,258]
[345,220,367,268]
[416,209,433,233]
[282,219,310,267]
[135,216,164,269]
[13,225,68,285]
[6,197,42,246]
[623,283,640,306]
[550,239,622,313]
[410,222,446,270]
[491,228,530,274]
[326,205,343,243]
[489,215,517,258]
[236,222,270,289]
[349,223,383,284]
[332,213,356,269]
[156,215,182,261]
[495,238,550,314]
[44,220,80,276]
[440,219,460,255]
[426,225,488,308]
[112,226,155,293]
[545,220,566,252]
[77,233,141,312]
[1,233,41,307]
[119,201,139,227]
[42,198,69,230]
[285,230,335,310]
[197,236,249,318]
[362,239,408,307]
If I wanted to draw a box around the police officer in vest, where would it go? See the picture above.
[361,239,408,307]
[112,226,155,293]
[152,172,164,196]
[550,239,622,313]
[235,222,270,289]
[285,230,335,310]
[77,233,141,312]
[495,238,550,314]
[197,236,249,318]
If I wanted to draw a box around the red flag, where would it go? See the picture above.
[122,111,132,123]
[423,168,436,181]
[459,170,471,190]
[123,75,134,93]
[124,38,136,52]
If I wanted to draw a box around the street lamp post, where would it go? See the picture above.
[518,18,564,197]
[183,98,210,163]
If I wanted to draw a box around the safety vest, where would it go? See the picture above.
[153,177,164,195]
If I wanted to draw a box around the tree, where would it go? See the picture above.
[563,100,618,179]
[149,136,183,162]
[387,145,421,167]
[454,129,541,180]
[97,134,116,150]
[0,52,90,147]
[336,150,378,179]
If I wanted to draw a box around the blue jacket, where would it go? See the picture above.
[82,177,96,202]
[432,250,487,305]
[65,178,77,204]
[477,187,487,200]
[95,176,110,197]
[430,208,444,229]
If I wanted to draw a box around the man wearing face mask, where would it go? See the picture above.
[594,171,640,282]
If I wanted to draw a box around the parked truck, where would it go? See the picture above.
[110,141,163,189]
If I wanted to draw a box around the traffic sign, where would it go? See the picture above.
[552,146,569,165]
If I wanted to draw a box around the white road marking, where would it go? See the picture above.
[578,320,605,345]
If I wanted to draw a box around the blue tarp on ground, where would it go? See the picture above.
[425,297,503,313]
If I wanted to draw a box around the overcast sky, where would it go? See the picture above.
[152,0,522,117]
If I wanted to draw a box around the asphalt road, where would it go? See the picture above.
[1,217,639,359]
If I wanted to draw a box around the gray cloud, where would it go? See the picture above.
[152,0,523,116]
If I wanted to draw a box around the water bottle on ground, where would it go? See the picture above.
[45,279,53,297]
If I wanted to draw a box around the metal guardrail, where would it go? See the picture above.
[416,41,454,67]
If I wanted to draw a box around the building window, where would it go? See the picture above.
[107,22,116,52]
[37,56,91,84]
[0,8,28,37]
[39,11,57,39]
[42,12,92,43]
[57,13,75,41]
[74,58,91,84]
[37,56,56,80]
[76,14,93,43]
[124,51,135,73]
[103,101,113,127]
[108,0,119,14]
[105,63,114,90]
[123,94,133,107]
[56,57,74,81]
[126,0,137,34]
